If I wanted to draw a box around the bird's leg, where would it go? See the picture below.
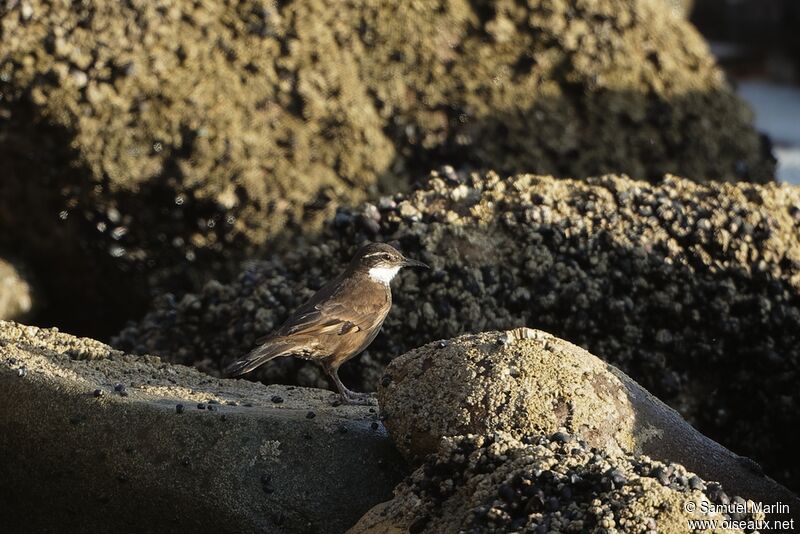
[324,364,375,405]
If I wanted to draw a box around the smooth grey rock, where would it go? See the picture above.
[0,321,404,534]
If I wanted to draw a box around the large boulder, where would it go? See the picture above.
[377,328,800,513]
[0,0,394,336]
[0,321,405,534]
[349,433,769,533]
[0,0,772,336]
[354,0,770,184]
[115,171,800,490]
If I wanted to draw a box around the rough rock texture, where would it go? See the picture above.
[0,0,392,336]
[0,0,772,336]
[377,328,800,512]
[660,0,693,18]
[0,321,405,534]
[350,432,765,534]
[115,171,800,489]
[0,256,35,321]
[379,329,638,460]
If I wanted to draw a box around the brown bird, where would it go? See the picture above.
[226,242,428,404]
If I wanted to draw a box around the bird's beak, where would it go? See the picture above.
[402,257,429,269]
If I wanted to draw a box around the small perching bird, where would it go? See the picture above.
[226,242,428,404]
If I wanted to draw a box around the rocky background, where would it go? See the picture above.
[1,0,798,532]
[0,0,772,337]
[115,172,800,490]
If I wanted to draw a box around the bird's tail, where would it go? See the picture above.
[225,340,296,377]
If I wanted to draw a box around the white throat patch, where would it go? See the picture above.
[369,265,401,285]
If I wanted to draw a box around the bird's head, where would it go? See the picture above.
[351,242,428,284]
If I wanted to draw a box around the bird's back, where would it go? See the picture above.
[263,270,391,361]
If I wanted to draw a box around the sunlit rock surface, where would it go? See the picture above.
[0,321,404,534]
[377,328,800,513]
[0,257,35,322]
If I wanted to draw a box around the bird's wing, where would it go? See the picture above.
[280,301,373,337]
[254,272,347,344]
[257,270,389,342]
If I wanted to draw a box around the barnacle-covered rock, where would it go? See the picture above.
[661,0,693,17]
[378,329,638,461]
[0,0,772,336]
[377,329,800,511]
[115,171,800,490]
[349,432,768,534]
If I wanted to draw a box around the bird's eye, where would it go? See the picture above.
[382,253,391,260]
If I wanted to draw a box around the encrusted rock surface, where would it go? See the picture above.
[379,329,637,461]
[0,256,35,321]
[0,321,404,534]
[377,329,800,512]
[0,0,772,336]
[659,0,693,18]
[115,171,800,490]
[349,432,764,534]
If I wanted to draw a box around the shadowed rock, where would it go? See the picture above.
[115,171,800,490]
[377,328,799,519]
[0,321,405,534]
[349,433,768,533]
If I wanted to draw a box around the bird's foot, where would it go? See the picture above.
[337,389,377,406]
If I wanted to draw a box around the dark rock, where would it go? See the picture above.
[689,475,706,491]
[0,0,772,337]
[115,173,800,489]
[350,433,764,533]
[551,431,572,443]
